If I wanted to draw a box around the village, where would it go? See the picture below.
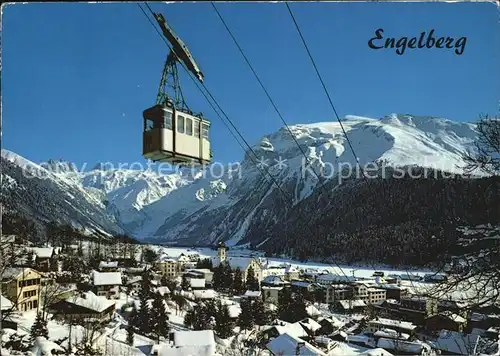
[1,235,499,356]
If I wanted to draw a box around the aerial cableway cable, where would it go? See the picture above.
[141,3,355,282]
[285,2,422,289]
[139,2,369,287]
[138,3,291,212]
[210,3,365,279]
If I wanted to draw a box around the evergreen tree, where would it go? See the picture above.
[30,313,49,342]
[213,263,224,291]
[222,262,233,292]
[151,293,170,342]
[129,305,140,329]
[245,266,259,291]
[232,268,244,295]
[126,323,134,346]
[288,293,308,323]
[196,258,213,270]
[181,275,190,291]
[277,288,293,321]
[215,301,233,339]
[184,303,214,330]
[253,298,269,326]
[238,298,254,330]
[138,270,154,333]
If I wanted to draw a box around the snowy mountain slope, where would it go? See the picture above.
[1,150,123,236]
[145,113,481,245]
[1,114,484,248]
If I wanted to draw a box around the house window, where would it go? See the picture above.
[177,116,185,134]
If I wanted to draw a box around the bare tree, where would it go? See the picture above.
[425,114,500,311]
[464,114,500,176]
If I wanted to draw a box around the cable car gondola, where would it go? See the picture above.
[143,13,211,166]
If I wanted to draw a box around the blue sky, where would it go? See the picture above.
[2,2,499,169]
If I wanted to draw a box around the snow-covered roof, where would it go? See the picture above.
[316,274,356,283]
[434,311,467,324]
[156,286,171,296]
[1,294,14,310]
[93,271,122,286]
[65,291,115,313]
[377,338,428,354]
[190,278,205,289]
[306,304,321,317]
[31,247,54,259]
[193,289,216,299]
[429,330,480,355]
[299,318,322,332]
[126,276,142,285]
[338,299,366,309]
[2,267,39,280]
[166,330,215,356]
[99,261,118,268]
[271,321,308,339]
[368,317,417,331]
[361,348,394,356]
[228,304,241,319]
[30,337,64,356]
[244,290,261,298]
[266,332,327,356]
[262,275,285,285]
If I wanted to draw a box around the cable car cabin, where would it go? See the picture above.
[142,104,211,166]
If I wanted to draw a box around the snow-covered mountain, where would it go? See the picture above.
[1,114,483,246]
[142,113,481,245]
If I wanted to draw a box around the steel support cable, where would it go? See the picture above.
[285,2,421,292]
[138,3,292,212]
[139,3,352,282]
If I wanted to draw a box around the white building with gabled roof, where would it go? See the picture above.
[93,271,122,299]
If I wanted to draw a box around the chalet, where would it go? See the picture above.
[184,269,214,285]
[284,265,300,281]
[425,311,467,332]
[317,316,344,336]
[377,284,407,301]
[335,299,367,313]
[261,275,287,287]
[98,261,119,272]
[125,276,142,293]
[399,296,439,324]
[326,284,353,304]
[385,275,402,285]
[93,271,122,299]
[31,247,56,272]
[1,267,41,312]
[50,291,115,324]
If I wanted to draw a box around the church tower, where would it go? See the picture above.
[217,241,228,263]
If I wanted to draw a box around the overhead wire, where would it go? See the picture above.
[209,2,356,280]
[138,3,292,215]
[285,2,421,293]
[139,2,354,281]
